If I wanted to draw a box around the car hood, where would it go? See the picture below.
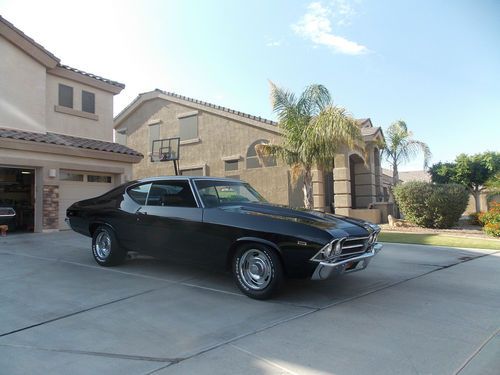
[220,202,378,237]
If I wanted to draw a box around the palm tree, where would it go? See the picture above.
[257,82,362,209]
[381,121,431,185]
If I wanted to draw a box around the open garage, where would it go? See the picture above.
[0,167,35,232]
[0,128,142,232]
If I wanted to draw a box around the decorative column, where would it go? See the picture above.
[353,159,377,208]
[333,153,351,216]
[42,185,59,230]
[312,168,325,211]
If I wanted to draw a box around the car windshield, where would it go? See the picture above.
[194,180,267,207]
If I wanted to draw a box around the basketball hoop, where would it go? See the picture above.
[151,137,180,175]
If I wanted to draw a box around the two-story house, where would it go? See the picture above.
[114,89,386,223]
[0,16,142,232]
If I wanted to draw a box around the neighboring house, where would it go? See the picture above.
[0,16,142,232]
[114,89,386,222]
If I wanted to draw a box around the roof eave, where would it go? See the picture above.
[48,66,124,94]
[114,90,281,135]
[0,16,60,68]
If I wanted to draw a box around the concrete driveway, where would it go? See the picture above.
[0,231,499,375]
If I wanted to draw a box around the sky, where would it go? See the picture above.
[1,0,499,171]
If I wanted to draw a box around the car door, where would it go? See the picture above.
[118,182,152,252]
[137,179,203,260]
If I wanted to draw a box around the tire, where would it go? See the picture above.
[92,226,127,266]
[232,243,284,300]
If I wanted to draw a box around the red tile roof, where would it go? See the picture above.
[0,127,142,157]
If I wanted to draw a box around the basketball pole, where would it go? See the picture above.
[173,160,179,176]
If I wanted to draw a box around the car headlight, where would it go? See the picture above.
[323,242,333,259]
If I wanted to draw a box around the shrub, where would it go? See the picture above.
[394,181,469,229]
[479,202,500,237]
[468,212,483,226]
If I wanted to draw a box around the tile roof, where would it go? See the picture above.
[154,89,278,126]
[0,15,60,63]
[58,64,125,89]
[360,127,380,136]
[0,128,142,157]
[1,16,124,89]
[399,170,431,182]
[356,118,371,127]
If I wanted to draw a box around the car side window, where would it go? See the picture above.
[127,183,152,205]
[147,181,197,208]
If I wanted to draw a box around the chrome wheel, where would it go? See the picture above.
[239,249,272,290]
[95,231,111,259]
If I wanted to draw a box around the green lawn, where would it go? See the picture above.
[379,232,500,250]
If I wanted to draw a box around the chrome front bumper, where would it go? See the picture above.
[311,243,383,280]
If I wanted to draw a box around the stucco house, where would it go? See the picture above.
[114,89,386,222]
[0,16,142,232]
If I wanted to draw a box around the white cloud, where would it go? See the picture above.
[292,1,369,55]
[266,40,282,47]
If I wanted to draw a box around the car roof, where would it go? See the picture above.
[136,176,245,183]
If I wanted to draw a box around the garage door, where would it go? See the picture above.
[58,170,114,230]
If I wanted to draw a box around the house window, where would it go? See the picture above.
[179,115,198,141]
[59,170,84,181]
[180,167,205,176]
[146,181,197,208]
[82,91,95,113]
[88,175,112,183]
[58,84,73,108]
[246,139,276,169]
[224,160,239,172]
[149,123,160,152]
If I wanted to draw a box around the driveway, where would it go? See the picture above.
[0,231,499,375]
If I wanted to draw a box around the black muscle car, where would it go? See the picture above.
[66,177,382,299]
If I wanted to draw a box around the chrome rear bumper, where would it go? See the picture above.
[311,243,383,280]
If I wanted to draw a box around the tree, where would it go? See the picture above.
[257,82,362,209]
[381,121,431,186]
[429,152,500,213]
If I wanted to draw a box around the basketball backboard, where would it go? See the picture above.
[151,137,180,163]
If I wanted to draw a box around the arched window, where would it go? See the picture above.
[246,139,277,169]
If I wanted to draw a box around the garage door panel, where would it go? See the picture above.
[59,179,114,230]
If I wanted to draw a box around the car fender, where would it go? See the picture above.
[89,221,117,237]
[226,236,283,270]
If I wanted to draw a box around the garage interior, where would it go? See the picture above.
[0,167,35,232]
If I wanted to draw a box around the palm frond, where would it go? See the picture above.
[383,120,431,169]
[297,84,331,116]
[255,143,300,166]
[301,105,363,168]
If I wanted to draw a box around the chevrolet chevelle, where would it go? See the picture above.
[67,177,382,299]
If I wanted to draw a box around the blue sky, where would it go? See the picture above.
[1,0,499,170]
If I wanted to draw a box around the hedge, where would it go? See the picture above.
[479,202,500,237]
[393,181,469,229]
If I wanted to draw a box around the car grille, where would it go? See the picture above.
[339,236,371,259]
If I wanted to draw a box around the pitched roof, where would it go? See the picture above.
[0,15,59,65]
[58,64,125,89]
[154,89,278,126]
[0,127,142,157]
[0,15,124,91]
[115,89,278,128]
[114,89,385,143]
[356,118,372,127]
[360,127,380,136]
[399,170,431,182]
